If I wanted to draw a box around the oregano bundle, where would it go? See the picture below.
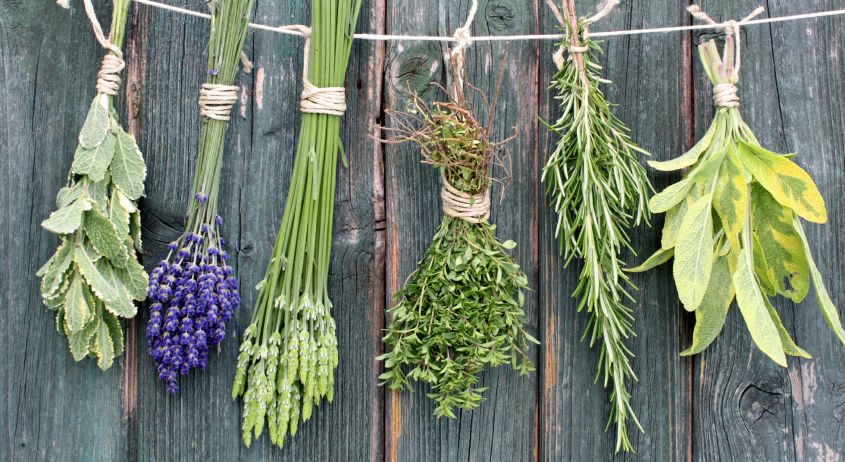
[39,0,147,370]
[634,24,845,365]
[378,62,537,418]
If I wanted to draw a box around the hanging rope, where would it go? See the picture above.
[76,0,126,96]
[688,5,766,108]
[547,0,619,70]
[287,25,347,116]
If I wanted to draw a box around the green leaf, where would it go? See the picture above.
[793,218,845,347]
[648,121,717,172]
[117,257,148,301]
[63,274,91,332]
[681,255,734,356]
[673,189,715,311]
[751,185,810,303]
[660,200,688,250]
[628,248,673,273]
[712,147,747,256]
[762,297,811,358]
[649,178,693,213]
[42,198,88,234]
[109,189,131,240]
[79,94,111,149]
[130,210,143,252]
[75,244,118,303]
[102,310,125,358]
[67,318,98,361]
[87,174,110,209]
[110,127,146,200]
[56,182,83,208]
[84,208,128,267]
[40,239,75,298]
[736,141,827,223]
[71,132,116,182]
[733,252,787,366]
[97,260,137,318]
[94,316,115,370]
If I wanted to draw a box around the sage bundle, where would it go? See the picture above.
[377,53,537,419]
[39,0,147,370]
[541,0,650,452]
[232,0,362,447]
[145,0,252,394]
[635,7,845,367]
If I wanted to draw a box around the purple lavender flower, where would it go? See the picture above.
[146,196,239,394]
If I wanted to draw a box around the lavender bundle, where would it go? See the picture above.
[39,0,146,370]
[146,0,252,394]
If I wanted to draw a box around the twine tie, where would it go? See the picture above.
[713,83,739,108]
[199,84,239,121]
[440,173,491,224]
[284,25,347,116]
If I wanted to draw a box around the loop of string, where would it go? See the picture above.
[448,0,479,102]
[285,24,347,116]
[547,0,619,70]
[114,0,845,43]
[688,5,765,108]
[440,173,491,224]
[79,0,126,96]
[199,84,239,121]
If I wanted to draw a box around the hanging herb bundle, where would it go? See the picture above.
[541,0,650,452]
[232,0,362,448]
[377,53,537,419]
[634,7,845,368]
[145,0,252,394]
[39,0,147,370]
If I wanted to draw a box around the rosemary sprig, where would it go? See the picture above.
[541,18,651,452]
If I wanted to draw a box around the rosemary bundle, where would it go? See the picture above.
[378,62,536,418]
[39,0,147,370]
[232,0,362,447]
[145,0,252,394]
[542,7,651,452]
[635,24,845,365]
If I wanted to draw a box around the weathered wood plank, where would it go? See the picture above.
[692,1,845,461]
[538,0,692,459]
[383,0,540,460]
[0,1,127,460]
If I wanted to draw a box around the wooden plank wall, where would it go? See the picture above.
[1,0,843,460]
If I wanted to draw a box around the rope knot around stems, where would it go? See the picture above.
[199,84,239,121]
[96,52,126,96]
[547,0,619,70]
[285,24,347,116]
[440,173,491,224]
[713,82,739,108]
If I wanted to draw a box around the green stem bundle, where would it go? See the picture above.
[542,17,651,452]
[635,35,845,368]
[38,0,147,370]
[233,0,362,448]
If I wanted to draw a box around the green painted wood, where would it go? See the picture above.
[383,0,540,460]
[692,1,845,460]
[0,1,127,460]
[537,0,692,459]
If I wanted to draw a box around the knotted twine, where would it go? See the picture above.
[75,0,126,96]
[439,0,491,224]
[688,5,766,109]
[546,0,619,70]
[282,24,347,116]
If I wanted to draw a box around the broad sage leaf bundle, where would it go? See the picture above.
[542,12,651,452]
[39,0,146,371]
[145,0,252,394]
[635,32,845,367]
[378,58,537,419]
[233,0,362,448]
